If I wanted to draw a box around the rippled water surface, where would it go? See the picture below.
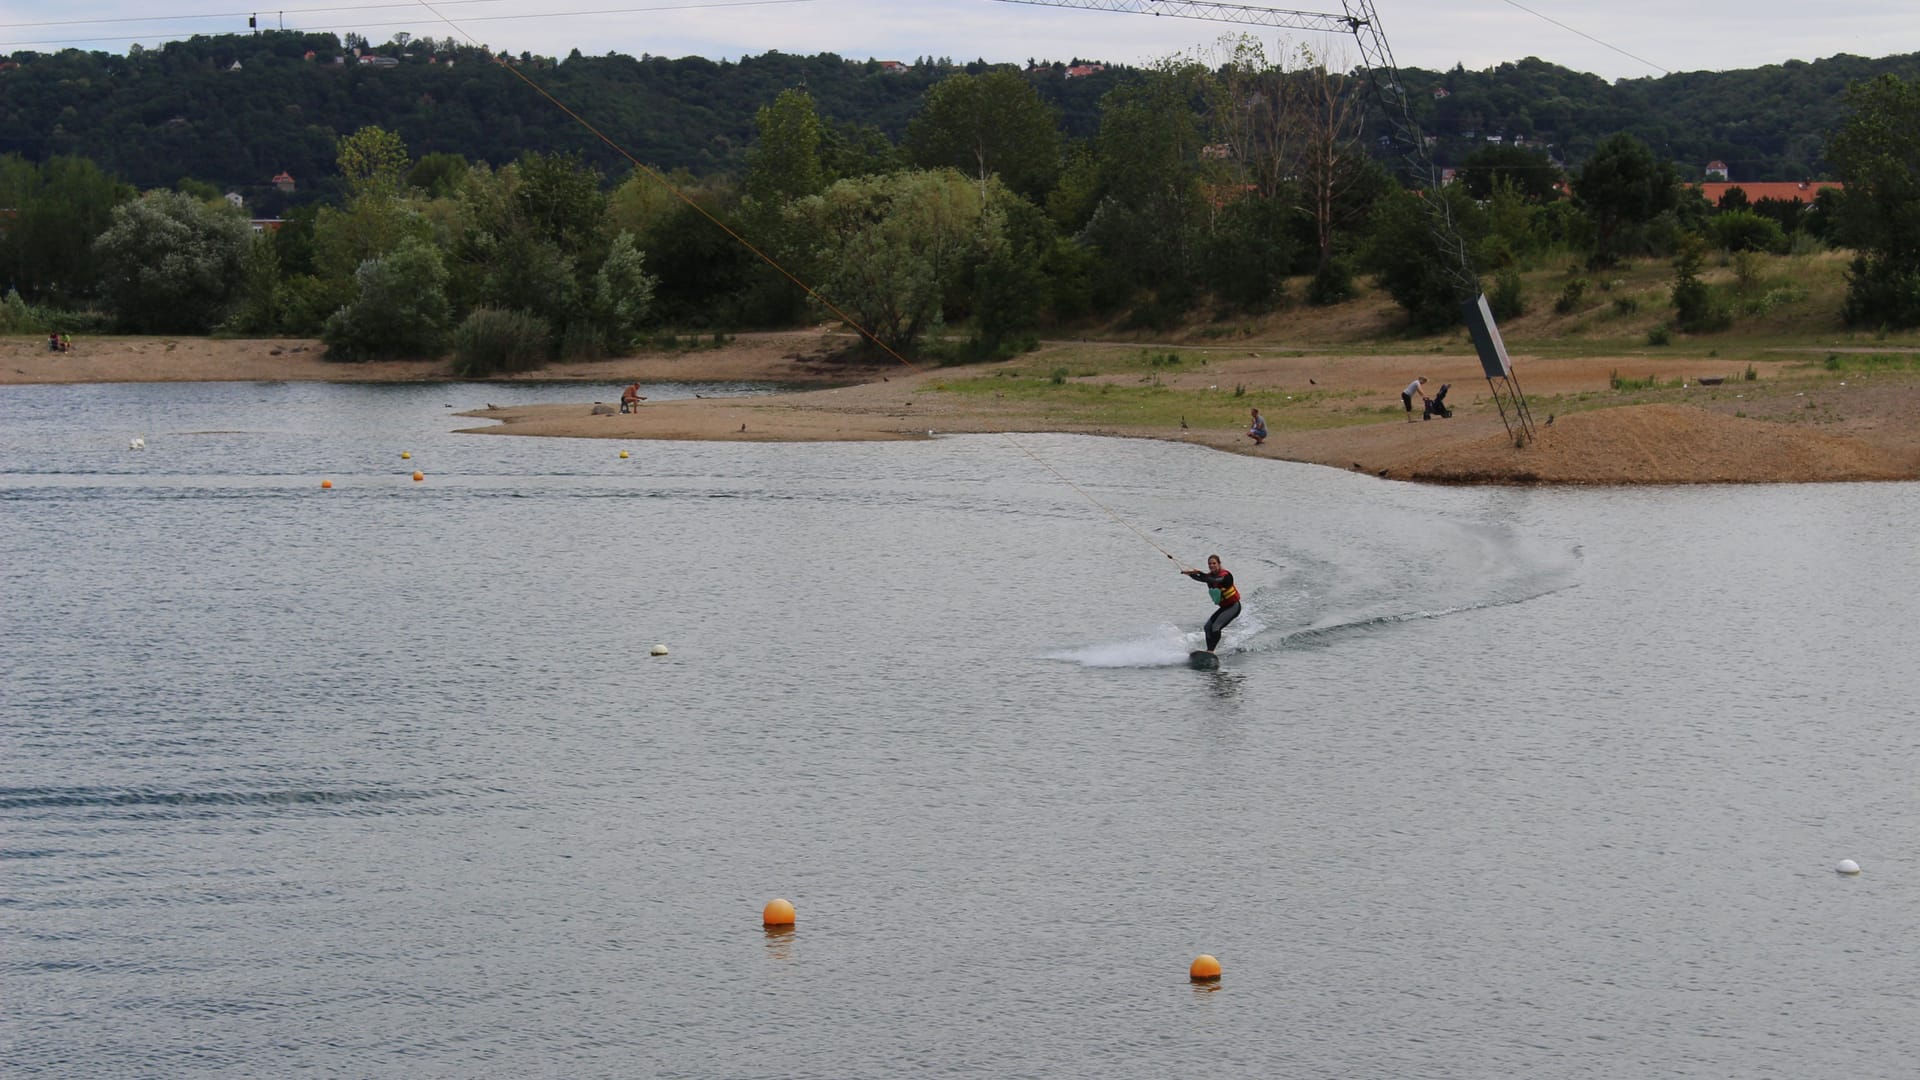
[3,381,1917,1078]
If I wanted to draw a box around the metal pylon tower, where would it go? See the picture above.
[995,0,1537,442]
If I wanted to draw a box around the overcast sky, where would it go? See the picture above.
[2,0,1916,82]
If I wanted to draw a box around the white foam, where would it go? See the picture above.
[1047,611,1267,668]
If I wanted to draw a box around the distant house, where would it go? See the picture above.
[1704,159,1729,179]
[876,60,908,73]
[0,60,21,73]
[1698,180,1841,205]
[228,60,242,71]
[1065,63,1106,78]
[303,50,316,61]
[1431,87,1450,99]
[359,55,400,68]
[1199,143,1233,160]
[249,219,284,233]
[272,171,295,193]
[1440,168,1458,186]
[223,191,244,209]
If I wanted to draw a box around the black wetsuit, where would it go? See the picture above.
[1185,567,1242,652]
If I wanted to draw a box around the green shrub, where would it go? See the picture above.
[321,239,450,361]
[1,289,42,333]
[451,307,551,377]
[1671,242,1732,333]
[1709,210,1789,254]
[1490,267,1526,319]
[1305,259,1355,306]
[1611,295,1640,315]
[1646,323,1672,346]
[1553,277,1588,315]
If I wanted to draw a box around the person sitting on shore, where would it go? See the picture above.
[48,332,62,353]
[620,382,646,412]
[1422,383,1452,420]
[1248,408,1267,445]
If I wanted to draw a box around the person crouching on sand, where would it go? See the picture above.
[1248,408,1267,445]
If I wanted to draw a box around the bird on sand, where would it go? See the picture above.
[1545,414,1555,426]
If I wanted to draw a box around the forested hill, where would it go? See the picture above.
[4,31,1918,209]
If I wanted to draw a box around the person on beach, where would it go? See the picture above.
[620,382,646,412]
[1402,377,1426,421]
[1248,409,1267,445]
[1182,554,1242,654]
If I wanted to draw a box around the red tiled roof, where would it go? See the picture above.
[1698,181,1841,204]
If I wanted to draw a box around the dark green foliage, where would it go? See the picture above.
[93,190,252,332]
[1707,209,1789,253]
[1455,145,1562,203]
[407,153,470,198]
[1827,74,1920,326]
[1573,133,1680,266]
[1085,63,1210,311]
[1200,197,1296,312]
[321,238,450,359]
[0,154,135,306]
[2,38,1916,202]
[1553,277,1588,314]
[1670,240,1732,332]
[906,70,1063,200]
[1365,187,1482,332]
[451,307,551,376]
[1305,258,1355,306]
[1489,267,1526,319]
[1841,256,1920,327]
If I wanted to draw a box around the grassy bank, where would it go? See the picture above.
[924,248,1920,433]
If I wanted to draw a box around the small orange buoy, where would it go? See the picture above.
[762,898,796,927]
[1189,954,1222,982]
[320,479,333,489]
[412,471,424,482]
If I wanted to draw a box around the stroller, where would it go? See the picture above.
[1422,382,1452,419]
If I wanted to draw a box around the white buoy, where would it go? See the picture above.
[129,436,145,450]
[650,644,669,656]
[1837,859,1861,875]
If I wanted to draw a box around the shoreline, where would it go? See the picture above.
[7,332,1918,485]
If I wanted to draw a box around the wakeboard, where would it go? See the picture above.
[1188,650,1220,671]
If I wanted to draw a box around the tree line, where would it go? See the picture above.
[3,51,1918,365]
[4,31,1920,203]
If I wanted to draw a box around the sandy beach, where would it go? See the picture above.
[7,331,1918,484]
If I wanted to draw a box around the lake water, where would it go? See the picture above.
[3,381,1917,1079]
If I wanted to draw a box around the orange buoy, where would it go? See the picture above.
[320,479,333,489]
[411,471,424,482]
[1189,954,1222,982]
[762,898,796,927]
